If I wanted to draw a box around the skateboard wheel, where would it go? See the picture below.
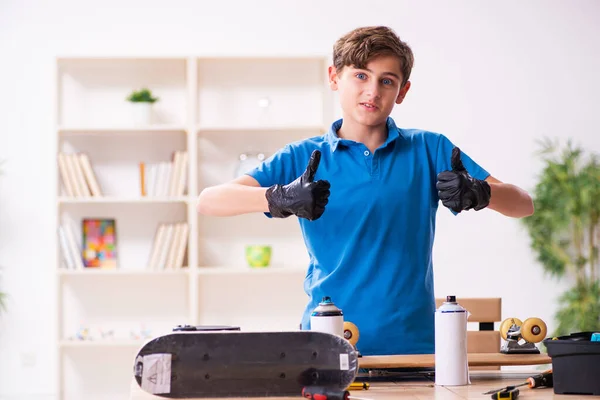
[521,318,547,343]
[343,321,360,346]
[500,317,523,341]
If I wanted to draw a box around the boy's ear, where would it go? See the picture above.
[395,81,411,104]
[328,65,339,91]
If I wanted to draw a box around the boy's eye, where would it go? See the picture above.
[355,73,367,80]
[382,78,393,85]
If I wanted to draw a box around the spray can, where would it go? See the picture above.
[310,296,344,338]
[434,295,469,386]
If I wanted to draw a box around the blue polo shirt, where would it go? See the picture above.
[247,117,489,356]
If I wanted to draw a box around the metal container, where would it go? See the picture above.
[310,296,344,338]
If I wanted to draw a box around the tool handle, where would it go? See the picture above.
[302,386,350,400]
[491,388,520,399]
[348,382,370,390]
[527,370,553,388]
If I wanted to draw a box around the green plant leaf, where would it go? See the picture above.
[0,291,6,314]
[553,281,600,336]
[523,138,600,334]
[126,88,159,103]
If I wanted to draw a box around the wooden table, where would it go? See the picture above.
[130,369,593,399]
[358,353,552,368]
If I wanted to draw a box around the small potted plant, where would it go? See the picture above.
[126,88,159,125]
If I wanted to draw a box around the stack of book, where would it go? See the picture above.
[147,222,189,270]
[57,152,103,197]
[140,151,188,197]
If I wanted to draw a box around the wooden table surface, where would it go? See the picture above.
[130,369,596,399]
[358,353,552,368]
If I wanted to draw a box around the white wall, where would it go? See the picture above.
[1,0,599,397]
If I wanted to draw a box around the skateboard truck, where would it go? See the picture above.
[501,339,539,354]
[499,317,547,354]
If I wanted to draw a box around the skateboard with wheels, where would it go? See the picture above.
[133,325,359,399]
[343,319,551,371]
[315,302,545,370]
[499,317,547,354]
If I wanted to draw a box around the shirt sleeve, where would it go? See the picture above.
[435,134,491,214]
[435,134,490,180]
[246,144,297,187]
[245,144,298,218]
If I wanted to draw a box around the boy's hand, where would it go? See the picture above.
[436,147,491,213]
[265,150,331,221]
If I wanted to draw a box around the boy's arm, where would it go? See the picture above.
[485,175,534,218]
[196,175,269,217]
[197,150,331,220]
[436,146,533,218]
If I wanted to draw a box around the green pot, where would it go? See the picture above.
[245,245,272,268]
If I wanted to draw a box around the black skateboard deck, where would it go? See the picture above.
[133,327,359,398]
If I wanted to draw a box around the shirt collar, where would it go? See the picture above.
[325,117,403,151]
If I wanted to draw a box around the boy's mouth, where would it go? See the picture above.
[360,102,378,110]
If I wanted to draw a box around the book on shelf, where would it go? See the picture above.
[57,152,103,198]
[82,218,118,269]
[58,216,85,270]
[147,222,188,270]
[58,215,119,270]
[140,150,188,197]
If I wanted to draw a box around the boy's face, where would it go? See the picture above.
[328,55,410,128]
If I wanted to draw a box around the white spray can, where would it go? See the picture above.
[310,296,344,338]
[434,295,469,386]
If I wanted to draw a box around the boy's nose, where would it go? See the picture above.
[366,83,381,99]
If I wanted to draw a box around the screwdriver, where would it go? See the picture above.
[483,369,553,395]
[526,369,553,388]
[348,382,370,390]
[302,386,373,400]
[490,388,519,399]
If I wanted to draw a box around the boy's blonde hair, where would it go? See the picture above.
[333,26,414,87]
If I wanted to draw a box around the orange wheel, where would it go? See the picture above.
[500,317,523,341]
[521,318,547,343]
[343,321,360,346]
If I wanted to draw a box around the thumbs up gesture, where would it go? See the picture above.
[436,147,491,213]
[266,150,331,220]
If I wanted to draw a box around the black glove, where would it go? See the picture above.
[436,147,491,213]
[265,150,331,221]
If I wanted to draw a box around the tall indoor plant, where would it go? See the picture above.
[522,138,600,336]
[0,283,5,314]
[0,162,5,314]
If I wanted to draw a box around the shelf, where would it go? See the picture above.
[197,125,325,133]
[196,57,327,129]
[57,57,188,127]
[197,265,306,275]
[58,269,190,277]
[58,126,188,135]
[59,339,145,348]
[58,196,192,205]
[55,55,331,400]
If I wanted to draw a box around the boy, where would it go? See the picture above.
[196,26,534,356]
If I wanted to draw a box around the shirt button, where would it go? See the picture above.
[364,150,370,156]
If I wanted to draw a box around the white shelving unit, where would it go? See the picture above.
[54,56,334,400]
